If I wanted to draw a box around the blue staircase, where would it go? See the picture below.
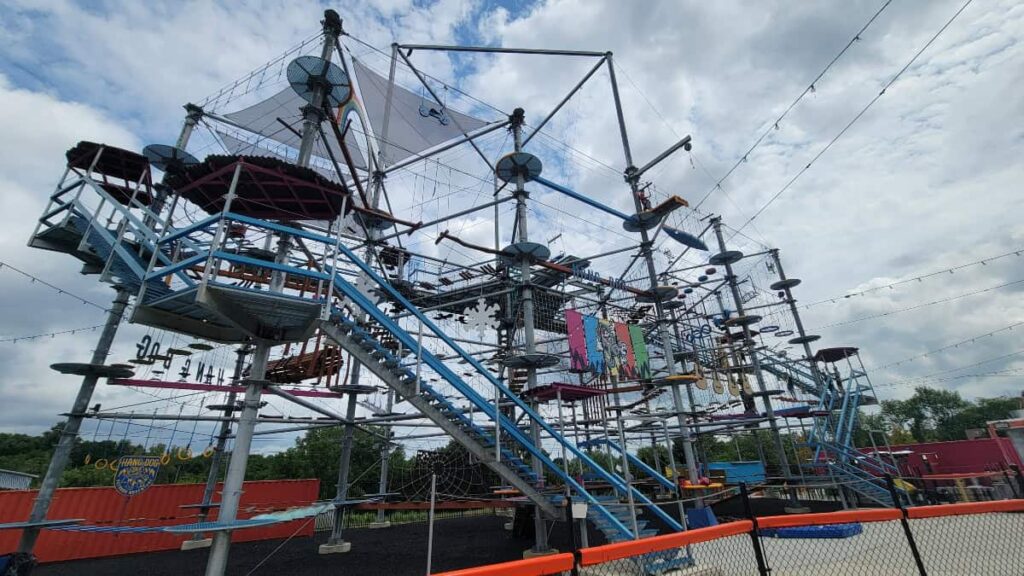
[580,438,676,492]
[673,337,900,507]
[318,237,690,539]
[587,495,692,575]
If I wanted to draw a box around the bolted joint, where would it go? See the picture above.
[323,9,344,37]
[623,165,639,184]
[302,103,327,123]
[509,107,525,129]
[184,103,204,122]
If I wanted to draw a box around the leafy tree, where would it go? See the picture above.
[880,387,968,442]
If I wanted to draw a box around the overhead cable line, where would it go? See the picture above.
[802,248,1023,309]
[692,0,894,213]
[0,260,112,312]
[877,348,1024,389]
[0,324,108,344]
[871,321,1024,370]
[814,277,1024,329]
[730,0,975,238]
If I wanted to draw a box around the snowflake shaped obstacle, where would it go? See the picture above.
[341,271,382,311]
[463,297,499,339]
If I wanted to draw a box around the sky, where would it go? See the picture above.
[0,0,1022,454]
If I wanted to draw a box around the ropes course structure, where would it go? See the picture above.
[3,7,1000,576]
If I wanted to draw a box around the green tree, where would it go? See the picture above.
[880,387,968,442]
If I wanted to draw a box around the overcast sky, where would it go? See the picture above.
[0,0,1021,453]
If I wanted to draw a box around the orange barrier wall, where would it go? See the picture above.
[0,479,318,562]
[906,499,1024,519]
[432,553,575,576]
[578,520,753,566]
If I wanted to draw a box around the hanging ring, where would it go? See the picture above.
[94,458,108,470]
[202,445,215,458]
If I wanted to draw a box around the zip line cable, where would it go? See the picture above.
[0,260,112,312]
[877,348,1024,390]
[802,248,1023,309]
[692,0,894,213]
[813,277,1024,329]
[870,321,1024,370]
[0,324,107,344]
[730,0,975,239]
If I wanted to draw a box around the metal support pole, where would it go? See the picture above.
[17,287,130,555]
[372,389,395,527]
[711,218,799,509]
[605,51,701,492]
[662,419,688,529]
[425,473,437,576]
[204,342,269,576]
[508,109,551,554]
[769,249,823,393]
[188,346,250,546]
[615,416,640,539]
[297,11,343,167]
[325,389,361,548]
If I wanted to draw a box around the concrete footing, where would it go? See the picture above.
[522,548,559,559]
[318,542,352,554]
[180,538,212,550]
[368,521,391,529]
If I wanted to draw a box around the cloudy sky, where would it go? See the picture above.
[0,0,1021,453]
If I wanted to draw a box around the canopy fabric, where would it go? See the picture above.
[350,58,490,165]
[220,57,491,172]
[223,87,367,170]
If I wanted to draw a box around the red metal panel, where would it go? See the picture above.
[0,479,318,563]
[860,438,1024,476]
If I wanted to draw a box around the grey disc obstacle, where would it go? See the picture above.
[770,278,802,290]
[51,363,134,379]
[709,250,744,265]
[143,144,199,173]
[724,314,762,327]
[499,241,550,265]
[789,335,821,345]
[495,152,542,183]
[504,353,561,369]
[287,55,351,108]
[636,285,679,303]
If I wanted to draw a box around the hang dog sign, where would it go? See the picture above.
[114,455,162,496]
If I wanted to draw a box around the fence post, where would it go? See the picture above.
[886,474,927,576]
[1009,464,1024,498]
[566,495,580,576]
[739,482,770,576]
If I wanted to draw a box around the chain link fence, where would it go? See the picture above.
[432,488,1024,576]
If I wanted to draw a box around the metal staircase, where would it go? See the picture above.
[315,225,688,538]
[671,336,901,506]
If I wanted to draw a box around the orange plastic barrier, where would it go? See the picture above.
[432,553,575,576]
[758,508,902,529]
[578,520,753,566]
[907,499,1024,519]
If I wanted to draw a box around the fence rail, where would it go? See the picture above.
[434,494,1024,576]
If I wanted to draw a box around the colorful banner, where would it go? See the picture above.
[598,319,620,378]
[567,309,649,380]
[583,314,605,375]
[628,324,650,379]
[615,322,637,379]
[565,309,588,372]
